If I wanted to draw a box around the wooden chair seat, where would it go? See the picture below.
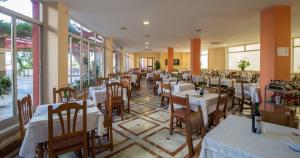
[234,93,251,100]
[208,93,228,127]
[161,93,171,97]
[208,111,226,121]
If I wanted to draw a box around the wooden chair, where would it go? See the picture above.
[108,73,118,80]
[261,110,297,128]
[153,74,161,95]
[169,94,193,135]
[17,94,33,140]
[185,110,206,158]
[231,82,252,113]
[96,77,108,86]
[48,101,88,158]
[91,90,113,156]
[53,87,77,103]
[208,93,229,127]
[18,94,45,158]
[160,82,171,108]
[121,76,131,113]
[107,82,125,120]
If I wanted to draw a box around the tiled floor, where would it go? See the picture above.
[97,80,201,158]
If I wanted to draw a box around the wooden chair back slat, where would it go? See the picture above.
[53,87,77,103]
[261,110,297,128]
[216,93,228,113]
[170,95,191,113]
[17,94,32,140]
[96,77,108,86]
[107,82,123,97]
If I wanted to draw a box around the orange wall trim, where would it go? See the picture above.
[191,39,201,75]
[168,47,174,72]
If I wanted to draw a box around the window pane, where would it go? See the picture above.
[228,46,244,52]
[294,38,300,47]
[246,43,260,51]
[70,37,81,89]
[201,55,208,69]
[228,51,260,71]
[68,19,81,36]
[89,43,96,86]
[294,47,300,73]
[0,13,13,121]
[16,19,35,101]
[201,50,208,55]
[95,34,104,44]
[0,0,32,18]
[82,26,94,40]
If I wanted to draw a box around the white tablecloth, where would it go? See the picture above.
[234,83,260,103]
[130,74,138,83]
[19,100,104,158]
[193,75,207,83]
[174,90,219,126]
[182,73,191,80]
[220,78,235,87]
[173,83,195,94]
[200,115,300,158]
[89,86,128,105]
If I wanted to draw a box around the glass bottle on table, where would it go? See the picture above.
[251,103,261,134]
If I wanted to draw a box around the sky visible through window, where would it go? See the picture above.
[0,0,32,18]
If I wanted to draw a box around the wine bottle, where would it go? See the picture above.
[251,103,261,133]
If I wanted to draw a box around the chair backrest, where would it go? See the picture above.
[53,87,77,103]
[161,82,171,94]
[96,77,108,86]
[17,94,32,140]
[106,82,123,97]
[261,110,297,128]
[153,74,161,81]
[185,110,206,157]
[108,73,118,80]
[170,95,191,115]
[216,93,228,113]
[103,89,113,125]
[121,73,130,78]
[121,77,131,98]
[48,101,87,156]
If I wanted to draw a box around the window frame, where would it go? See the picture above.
[0,5,42,129]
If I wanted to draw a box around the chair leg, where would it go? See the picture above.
[127,99,130,113]
[170,116,173,135]
[37,143,44,158]
[231,96,235,108]
[91,130,96,158]
[121,104,124,120]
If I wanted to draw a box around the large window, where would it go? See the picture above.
[0,1,42,125]
[201,50,208,69]
[68,19,105,90]
[227,44,260,71]
[293,38,300,73]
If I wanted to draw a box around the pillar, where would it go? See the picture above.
[168,47,174,72]
[260,6,291,111]
[191,39,201,75]
[105,38,113,75]
[42,1,69,103]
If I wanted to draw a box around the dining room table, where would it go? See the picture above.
[88,85,128,105]
[182,73,191,80]
[173,90,219,126]
[200,115,300,158]
[234,82,260,103]
[19,99,104,158]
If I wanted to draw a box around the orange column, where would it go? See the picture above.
[168,47,174,72]
[260,6,291,111]
[191,39,201,75]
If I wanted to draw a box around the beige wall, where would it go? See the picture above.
[128,53,135,69]
[42,1,69,103]
[132,52,161,68]
[208,47,226,70]
[159,52,190,71]
[105,38,113,75]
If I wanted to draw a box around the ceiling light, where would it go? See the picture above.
[121,27,127,30]
[145,46,149,49]
[143,20,150,25]
[145,34,150,37]
[145,42,150,45]
[195,29,202,32]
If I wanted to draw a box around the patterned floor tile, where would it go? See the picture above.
[118,118,159,136]
[130,105,156,114]
[144,110,170,123]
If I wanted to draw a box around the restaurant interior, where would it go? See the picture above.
[0,0,300,158]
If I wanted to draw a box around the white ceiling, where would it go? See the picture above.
[60,0,300,52]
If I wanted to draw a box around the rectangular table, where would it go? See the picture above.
[234,83,260,103]
[89,86,128,105]
[200,115,300,158]
[19,100,104,158]
[173,90,219,126]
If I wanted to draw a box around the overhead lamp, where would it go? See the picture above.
[143,20,150,25]
[145,42,150,45]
